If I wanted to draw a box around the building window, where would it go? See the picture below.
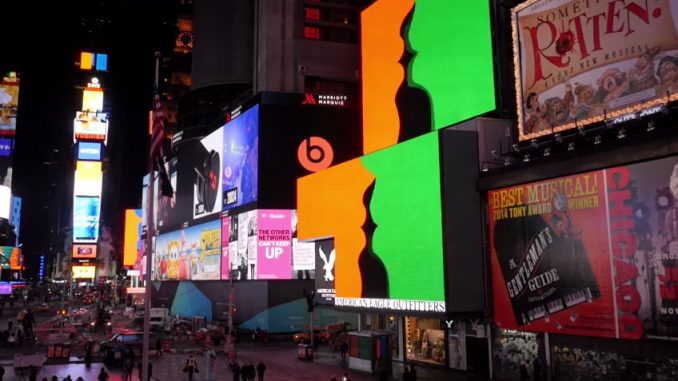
[304,26,321,40]
[304,7,321,21]
[301,0,362,44]
[405,317,446,366]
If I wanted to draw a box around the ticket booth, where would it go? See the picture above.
[348,330,392,374]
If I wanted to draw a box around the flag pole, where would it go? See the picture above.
[141,51,161,381]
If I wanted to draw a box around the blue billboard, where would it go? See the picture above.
[0,138,12,157]
[73,195,100,242]
[222,104,259,211]
[77,142,102,161]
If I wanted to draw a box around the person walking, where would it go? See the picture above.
[98,368,109,381]
[138,361,153,381]
[520,360,530,381]
[402,366,411,381]
[184,353,198,381]
[205,346,216,381]
[155,338,163,357]
[340,341,348,359]
[409,365,417,381]
[28,366,37,381]
[256,361,266,381]
[230,361,240,381]
[0,364,4,381]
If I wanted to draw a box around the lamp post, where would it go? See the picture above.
[226,267,237,360]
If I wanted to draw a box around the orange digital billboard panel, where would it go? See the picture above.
[123,209,142,266]
[73,244,97,259]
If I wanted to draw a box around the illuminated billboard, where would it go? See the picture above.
[513,0,678,141]
[123,209,143,267]
[72,265,96,279]
[0,247,14,270]
[153,219,221,281]
[361,0,494,154]
[77,142,102,161]
[222,105,258,210]
[0,138,13,157]
[489,155,678,341]
[74,112,108,142]
[0,78,19,137]
[82,88,104,112]
[298,132,445,312]
[0,186,10,220]
[74,161,102,196]
[193,127,223,219]
[72,244,97,260]
[73,195,100,243]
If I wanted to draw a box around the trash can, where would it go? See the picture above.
[297,343,313,360]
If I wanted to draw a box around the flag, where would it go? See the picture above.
[150,90,173,198]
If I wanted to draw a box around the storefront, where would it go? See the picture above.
[360,313,402,362]
[491,327,545,381]
[404,317,446,365]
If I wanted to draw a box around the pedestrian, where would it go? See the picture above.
[378,366,388,381]
[139,361,153,381]
[340,341,348,359]
[184,353,198,381]
[410,364,417,381]
[205,346,217,381]
[256,361,266,381]
[533,358,542,381]
[402,366,411,381]
[98,368,109,381]
[156,337,163,357]
[230,361,240,381]
[520,360,530,381]
[29,366,37,381]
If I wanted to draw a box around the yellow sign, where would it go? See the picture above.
[72,265,96,279]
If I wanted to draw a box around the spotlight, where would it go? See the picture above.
[523,153,531,163]
[647,121,655,132]
[512,143,520,153]
[543,147,551,157]
[594,134,602,145]
[555,133,563,143]
[618,128,626,139]
[567,142,575,151]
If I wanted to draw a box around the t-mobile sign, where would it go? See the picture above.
[257,210,292,279]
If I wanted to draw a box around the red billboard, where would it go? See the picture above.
[490,155,678,341]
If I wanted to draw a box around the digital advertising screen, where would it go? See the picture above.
[72,265,96,279]
[314,238,336,306]
[141,173,158,234]
[298,131,446,313]
[157,158,178,231]
[0,80,19,136]
[9,248,21,271]
[82,88,104,112]
[193,127,223,219]
[77,142,102,161]
[0,282,11,295]
[293,238,315,272]
[123,209,143,267]
[513,0,678,141]
[229,210,258,280]
[0,186,10,220]
[72,244,97,260]
[153,219,221,281]
[256,209,292,279]
[489,155,678,341]
[0,246,13,270]
[73,195,100,243]
[0,138,13,157]
[74,111,108,142]
[222,104,259,211]
[74,161,102,196]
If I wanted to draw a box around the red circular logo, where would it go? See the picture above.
[298,136,334,172]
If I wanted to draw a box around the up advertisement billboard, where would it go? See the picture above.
[153,219,221,281]
[490,155,678,341]
[514,0,678,141]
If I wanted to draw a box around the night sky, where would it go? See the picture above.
[1,0,178,277]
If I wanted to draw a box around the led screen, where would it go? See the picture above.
[153,219,221,281]
[123,209,143,266]
[0,138,13,157]
[298,131,445,312]
[72,265,96,279]
[0,186,10,220]
[193,127,223,219]
[74,161,102,196]
[513,0,678,141]
[0,246,13,270]
[73,195,100,243]
[74,111,108,142]
[82,88,103,112]
[222,105,259,210]
[489,155,678,341]
[0,282,11,295]
[361,0,495,154]
[77,142,102,161]
[72,244,97,259]
[0,81,19,137]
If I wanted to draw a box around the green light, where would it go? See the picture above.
[361,132,444,301]
[407,1,496,130]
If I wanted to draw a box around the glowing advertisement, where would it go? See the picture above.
[73,195,100,243]
[0,186,10,220]
[74,111,108,142]
[0,283,11,295]
[77,142,102,161]
[514,0,678,141]
[153,219,221,281]
[230,210,258,280]
[0,246,13,270]
[82,88,104,112]
[293,239,316,271]
[314,238,336,306]
[220,216,231,280]
[490,155,678,341]
[0,79,19,136]
[72,244,97,259]
[123,209,143,267]
[222,105,259,210]
[72,265,96,279]
[74,161,102,196]
[193,127,223,219]
[298,132,445,312]
[0,138,13,157]
[257,210,292,279]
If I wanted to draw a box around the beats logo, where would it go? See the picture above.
[298,136,334,172]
